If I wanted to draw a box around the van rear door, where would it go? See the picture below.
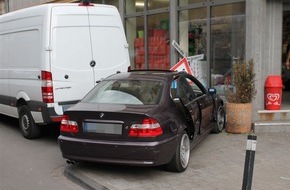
[50,5,129,105]
[50,6,95,103]
[87,6,130,81]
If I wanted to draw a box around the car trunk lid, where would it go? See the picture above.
[61,103,162,140]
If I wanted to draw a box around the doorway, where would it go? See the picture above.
[282,8,290,109]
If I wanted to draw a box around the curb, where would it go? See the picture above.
[64,164,108,190]
[253,121,290,133]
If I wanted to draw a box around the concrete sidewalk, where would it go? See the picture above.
[64,132,290,190]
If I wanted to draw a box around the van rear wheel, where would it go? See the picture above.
[19,105,41,139]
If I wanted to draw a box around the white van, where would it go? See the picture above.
[0,3,130,139]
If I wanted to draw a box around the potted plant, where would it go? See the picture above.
[225,59,257,133]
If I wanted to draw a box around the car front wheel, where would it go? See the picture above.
[18,105,41,139]
[166,131,190,172]
[212,105,225,133]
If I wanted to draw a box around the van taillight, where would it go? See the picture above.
[128,118,163,137]
[41,71,54,103]
[60,115,79,133]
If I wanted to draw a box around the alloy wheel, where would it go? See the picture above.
[180,133,190,168]
[217,106,225,131]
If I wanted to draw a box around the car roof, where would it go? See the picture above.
[104,70,187,82]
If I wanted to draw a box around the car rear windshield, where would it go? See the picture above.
[82,79,164,105]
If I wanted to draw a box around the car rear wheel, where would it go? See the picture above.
[212,105,225,133]
[166,131,190,172]
[19,105,41,139]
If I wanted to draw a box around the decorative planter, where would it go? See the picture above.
[225,103,252,134]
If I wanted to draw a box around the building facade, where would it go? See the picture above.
[1,0,290,122]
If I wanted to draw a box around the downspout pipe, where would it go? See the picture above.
[5,0,9,13]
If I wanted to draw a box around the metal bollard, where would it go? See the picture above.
[242,135,257,190]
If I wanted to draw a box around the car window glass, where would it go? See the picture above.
[170,79,178,99]
[170,76,195,104]
[185,77,205,97]
[82,80,163,105]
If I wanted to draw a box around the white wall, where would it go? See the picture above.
[246,0,283,120]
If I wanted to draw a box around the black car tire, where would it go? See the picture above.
[212,105,225,133]
[18,105,41,139]
[166,131,190,172]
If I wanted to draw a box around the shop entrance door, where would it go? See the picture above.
[282,6,290,109]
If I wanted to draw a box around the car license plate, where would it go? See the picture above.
[83,122,122,135]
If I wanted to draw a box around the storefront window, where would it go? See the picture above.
[210,2,245,93]
[148,0,169,11]
[125,0,170,70]
[103,0,118,8]
[0,0,4,15]
[179,7,207,86]
[125,0,245,80]
[126,0,144,14]
[126,17,144,69]
[179,8,207,57]
[179,0,206,6]
[148,13,170,69]
[90,0,102,3]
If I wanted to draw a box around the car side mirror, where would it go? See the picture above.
[208,88,216,95]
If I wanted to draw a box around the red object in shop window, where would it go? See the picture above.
[136,47,145,56]
[149,45,167,55]
[149,37,166,47]
[157,45,167,55]
[135,55,144,64]
[264,75,283,110]
[153,29,167,37]
[134,38,144,48]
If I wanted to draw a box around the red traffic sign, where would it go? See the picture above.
[170,57,193,75]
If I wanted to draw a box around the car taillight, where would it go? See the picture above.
[129,118,163,137]
[41,71,54,103]
[60,115,79,133]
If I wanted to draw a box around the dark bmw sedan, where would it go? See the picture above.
[58,70,225,172]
